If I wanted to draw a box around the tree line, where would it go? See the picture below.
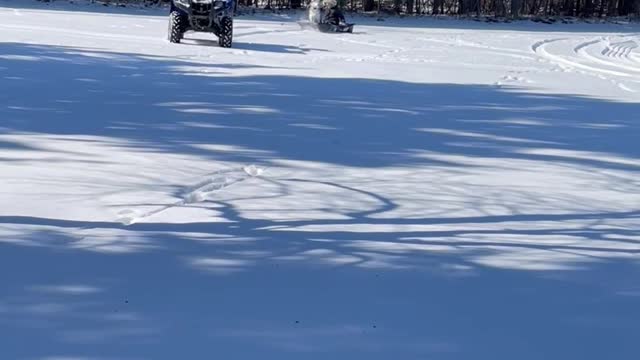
[253,0,639,17]
[46,0,640,17]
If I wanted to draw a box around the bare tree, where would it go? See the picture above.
[80,0,639,17]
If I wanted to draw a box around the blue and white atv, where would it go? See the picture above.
[168,0,234,48]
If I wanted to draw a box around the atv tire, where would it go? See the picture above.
[218,17,233,48]
[168,11,186,44]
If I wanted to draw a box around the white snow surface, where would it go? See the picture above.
[1,1,639,359]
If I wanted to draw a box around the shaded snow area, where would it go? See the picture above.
[1,1,639,359]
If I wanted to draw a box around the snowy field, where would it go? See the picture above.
[1,0,640,359]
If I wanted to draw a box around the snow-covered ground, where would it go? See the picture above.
[1,1,639,359]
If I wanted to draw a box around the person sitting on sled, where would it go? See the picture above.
[323,0,346,25]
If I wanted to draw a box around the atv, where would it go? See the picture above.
[307,0,354,33]
[168,0,234,48]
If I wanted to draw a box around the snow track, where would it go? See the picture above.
[0,23,171,53]
[533,38,629,76]
[603,39,639,58]
[533,35,640,93]
[118,165,266,225]
[575,36,640,74]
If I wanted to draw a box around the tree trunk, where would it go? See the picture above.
[433,0,443,13]
[363,0,376,11]
[394,0,402,13]
[598,0,606,16]
[563,0,574,15]
[582,0,594,15]
[621,0,640,14]
[496,0,508,16]
[459,0,474,13]
[511,0,523,16]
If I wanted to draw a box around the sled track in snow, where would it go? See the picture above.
[0,22,302,47]
[603,40,639,59]
[117,165,265,225]
[0,23,164,44]
[532,38,628,76]
[419,36,536,61]
[573,36,640,74]
[533,36,639,93]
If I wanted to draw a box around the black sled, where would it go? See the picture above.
[315,22,354,33]
[306,0,354,33]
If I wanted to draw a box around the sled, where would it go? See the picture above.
[304,0,354,33]
[319,22,354,33]
[298,20,354,33]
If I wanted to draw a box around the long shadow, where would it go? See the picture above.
[184,38,321,54]
[1,42,639,171]
[2,207,639,232]
[1,204,639,359]
[1,41,640,359]
[1,181,639,359]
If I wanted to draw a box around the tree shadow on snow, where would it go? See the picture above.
[1,43,639,170]
[1,201,639,359]
[184,38,322,54]
[1,41,640,360]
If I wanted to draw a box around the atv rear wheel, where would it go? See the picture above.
[218,17,233,48]
[168,11,186,43]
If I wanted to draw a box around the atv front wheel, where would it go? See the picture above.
[168,11,186,43]
[218,17,233,48]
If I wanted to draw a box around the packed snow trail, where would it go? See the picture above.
[1,1,640,360]
[118,165,267,225]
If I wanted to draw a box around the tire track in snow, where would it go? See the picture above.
[419,36,536,61]
[233,27,303,39]
[532,38,629,77]
[0,22,307,53]
[494,72,534,86]
[533,37,637,93]
[574,37,640,74]
[0,23,164,44]
[336,37,399,49]
[336,37,410,63]
[602,40,638,59]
